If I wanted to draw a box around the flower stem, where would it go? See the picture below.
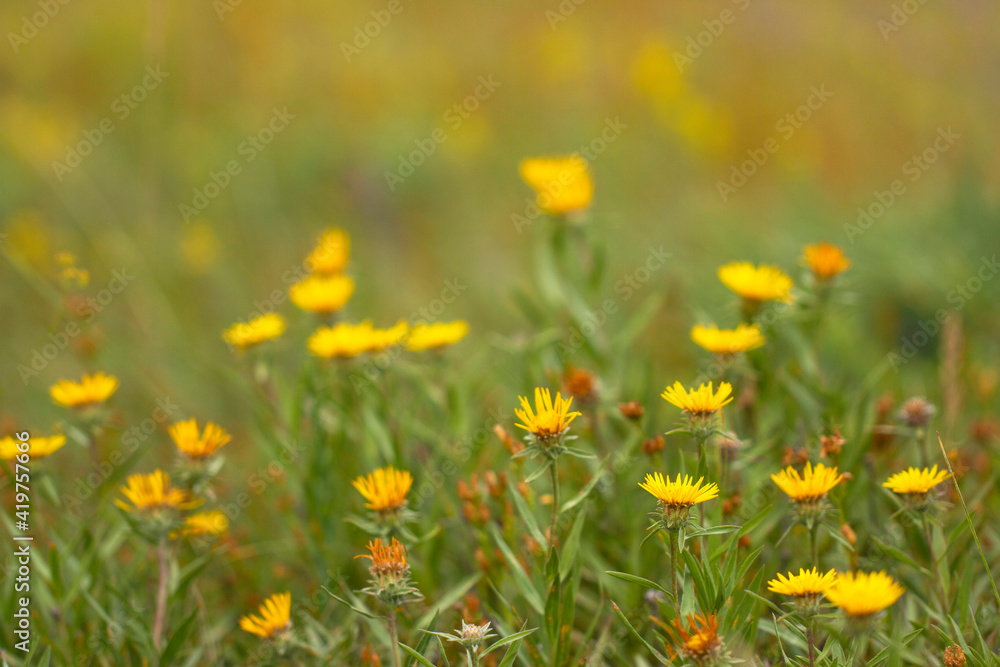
[387,607,402,667]
[153,536,169,651]
[809,521,819,568]
[668,529,679,614]
[921,514,948,613]
[806,617,816,667]
[549,463,560,549]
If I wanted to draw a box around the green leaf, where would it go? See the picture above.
[159,608,199,667]
[605,571,673,600]
[509,483,548,551]
[399,643,438,667]
[489,524,545,614]
[560,456,608,514]
[482,627,537,657]
[610,601,668,664]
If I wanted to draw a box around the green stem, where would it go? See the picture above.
[806,617,816,667]
[809,521,819,568]
[668,529,679,614]
[922,514,948,613]
[152,536,169,651]
[549,462,560,548]
[387,607,402,667]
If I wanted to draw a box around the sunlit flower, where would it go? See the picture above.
[768,567,837,597]
[661,381,733,416]
[168,419,231,459]
[883,465,950,495]
[0,434,66,460]
[666,613,724,666]
[514,388,581,441]
[406,321,469,352]
[305,228,350,275]
[718,262,793,304]
[826,571,904,618]
[640,473,719,508]
[771,462,843,501]
[691,324,765,355]
[177,510,229,537]
[222,313,286,349]
[519,156,593,215]
[357,537,421,604]
[115,470,200,513]
[307,321,381,358]
[804,242,851,281]
[289,274,355,313]
[240,592,292,639]
[352,466,413,513]
[50,372,119,408]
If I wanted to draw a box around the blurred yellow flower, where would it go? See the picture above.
[691,324,765,355]
[115,470,200,513]
[240,592,292,639]
[352,466,413,512]
[771,462,843,501]
[718,262,793,303]
[804,242,851,281]
[639,473,719,507]
[178,510,229,537]
[406,321,469,352]
[50,372,119,408]
[826,571,904,617]
[368,320,410,352]
[767,567,837,597]
[661,381,733,416]
[883,465,950,495]
[0,434,66,460]
[515,388,581,440]
[289,274,355,313]
[308,321,383,359]
[168,419,231,459]
[222,313,286,349]
[180,221,220,272]
[305,228,350,275]
[519,156,593,215]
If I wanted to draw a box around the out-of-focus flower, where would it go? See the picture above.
[352,467,413,514]
[222,313,286,350]
[691,323,765,355]
[289,274,355,313]
[619,401,645,420]
[642,435,665,457]
[661,382,733,417]
[50,372,119,408]
[819,429,846,458]
[177,510,229,537]
[826,571,904,618]
[883,465,949,506]
[562,367,597,403]
[0,433,65,460]
[666,613,724,666]
[803,242,851,281]
[944,645,966,667]
[116,470,200,513]
[168,419,231,459]
[239,592,292,639]
[305,228,350,275]
[768,568,836,614]
[718,262,793,304]
[898,397,936,428]
[519,156,593,215]
[368,321,409,352]
[406,320,468,352]
[307,321,383,358]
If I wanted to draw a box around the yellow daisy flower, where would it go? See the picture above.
[804,242,851,281]
[307,321,379,359]
[519,156,594,215]
[368,320,410,352]
[240,592,292,639]
[718,262,793,303]
[115,470,200,513]
[771,462,843,501]
[406,321,469,352]
[883,465,950,495]
[289,274,355,313]
[168,419,231,459]
[352,466,413,513]
[0,433,66,460]
[691,324,765,355]
[767,567,837,597]
[177,510,229,537]
[514,388,582,441]
[50,372,119,408]
[826,571,904,617]
[661,381,733,416]
[305,228,350,275]
[222,313,286,349]
[639,473,719,507]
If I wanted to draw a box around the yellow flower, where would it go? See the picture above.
[883,465,950,495]
[519,156,593,215]
[115,470,200,513]
[514,388,581,440]
[222,313,286,349]
[177,510,229,537]
[771,462,843,501]
[718,262,793,303]
[804,242,851,280]
[308,321,381,359]
[661,381,733,416]
[368,320,410,352]
[406,321,469,352]
[289,274,355,313]
[168,419,231,459]
[666,613,722,663]
[358,537,410,573]
[352,466,413,512]
[0,434,66,460]
[639,473,719,507]
[767,567,837,597]
[240,592,292,639]
[305,228,350,275]
[50,372,119,408]
[691,324,765,355]
[826,571,904,617]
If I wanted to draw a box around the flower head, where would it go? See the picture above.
[368,320,410,352]
[352,466,413,513]
[289,274,355,313]
[50,372,119,408]
[307,320,403,358]
[0,434,66,460]
[691,324,765,355]
[661,381,733,417]
[666,613,723,666]
[898,396,936,428]
[519,156,593,215]
[168,419,231,459]
[640,473,719,507]
[883,464,949,511]
[804,242,851,280]
[176,510,229,538]
[826,571,904,618]
[514,388,581,442]
[768,567,837,598]
[406,321,469,352]
[115,470,200,513]
[222,313,286,350]
[239,592,292,639]
[718,262,793,303]
[357,538,421,604]
[771,462,843,501]
[305,228,350,275]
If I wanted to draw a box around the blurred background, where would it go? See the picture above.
[2,0,999,443]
